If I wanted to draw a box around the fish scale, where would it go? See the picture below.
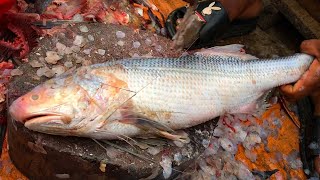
[9,46,314,140]
[94,53,313,130]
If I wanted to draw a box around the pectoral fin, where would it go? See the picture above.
[119,117,189,143]
[119,117,174,132]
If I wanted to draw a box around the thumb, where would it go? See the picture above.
[300,39,320,58]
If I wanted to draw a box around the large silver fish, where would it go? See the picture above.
[9,44,313,141]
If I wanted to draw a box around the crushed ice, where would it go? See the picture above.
[173,152,182,164]
[45,51,62,64]
[72,14,84,21]
[117,40,125,46]
[29,60,43,68]
[73,35,84,46]
[79,25,89,33]
[147,146,161,155]
[83,49,91,55]
[56,42,67,55]
[36,67,55,78]
[116,31,126,39]
[145,38,152,45]
[160,155,172,179]
[132,41,141,48]
[10,69,23,76]
[87,35,95,41]
[52,65,66,76]
[163,110,300,179]
[155,45,162,52]
[64,61,73,68]
[97,49,106,55]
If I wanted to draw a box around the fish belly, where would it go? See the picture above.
[124,70,255,130]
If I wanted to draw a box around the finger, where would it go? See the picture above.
[281,60,320,99]
[300,39,320,58]
[280,84,295,98]
[280,70,312,100]
[299,60,320,91]
[280,85,302,101]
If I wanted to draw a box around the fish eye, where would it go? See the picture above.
[31,94,39,100]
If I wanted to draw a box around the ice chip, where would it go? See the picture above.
[133,41,141,48]
[202,139,210,148]
[72,14,83,21]
[83,49,91,55]
[44,69,55,78]
[213,127,224,137]
[174,152,182,163]
[160,155,172,179]
[147,146,161,155]
[219,138,235,153]
[155,45,162,52]
[29,60,43,68]
[117,40,125,46]
[145,38,152,45]
[64,61,73,68]
[10,69,23,76]
[131,53,140,58]
[97,49,106,55]
[56,42,66,55]
[116,31,126,39]
[87,35,94,41]
[45,51,62,64]
[70,45,80,53]
[73,35,84,46]
[79,25,89,33]
[243,133,261,150]
[52,65,66,76]
[236,163,255,180]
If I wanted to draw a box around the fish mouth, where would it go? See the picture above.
[23,113,72,127]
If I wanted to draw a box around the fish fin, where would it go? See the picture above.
[203,44,245,53]
[119,116,174,133]
[193,44,258,60]
[252,92,271,117]
[233,89,275,117]
[119,116,189,143]
[252,89,276,117]
[159,130,190,144]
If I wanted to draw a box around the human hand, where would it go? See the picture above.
[167,0,262,49]
[281,39,320,176]
[280,39,320,104]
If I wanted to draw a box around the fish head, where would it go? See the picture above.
[9,74,99,136]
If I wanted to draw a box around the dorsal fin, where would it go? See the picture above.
[193,44,259,60]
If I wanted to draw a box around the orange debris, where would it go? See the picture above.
[0,135,27,179]
[235,103,306,179]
